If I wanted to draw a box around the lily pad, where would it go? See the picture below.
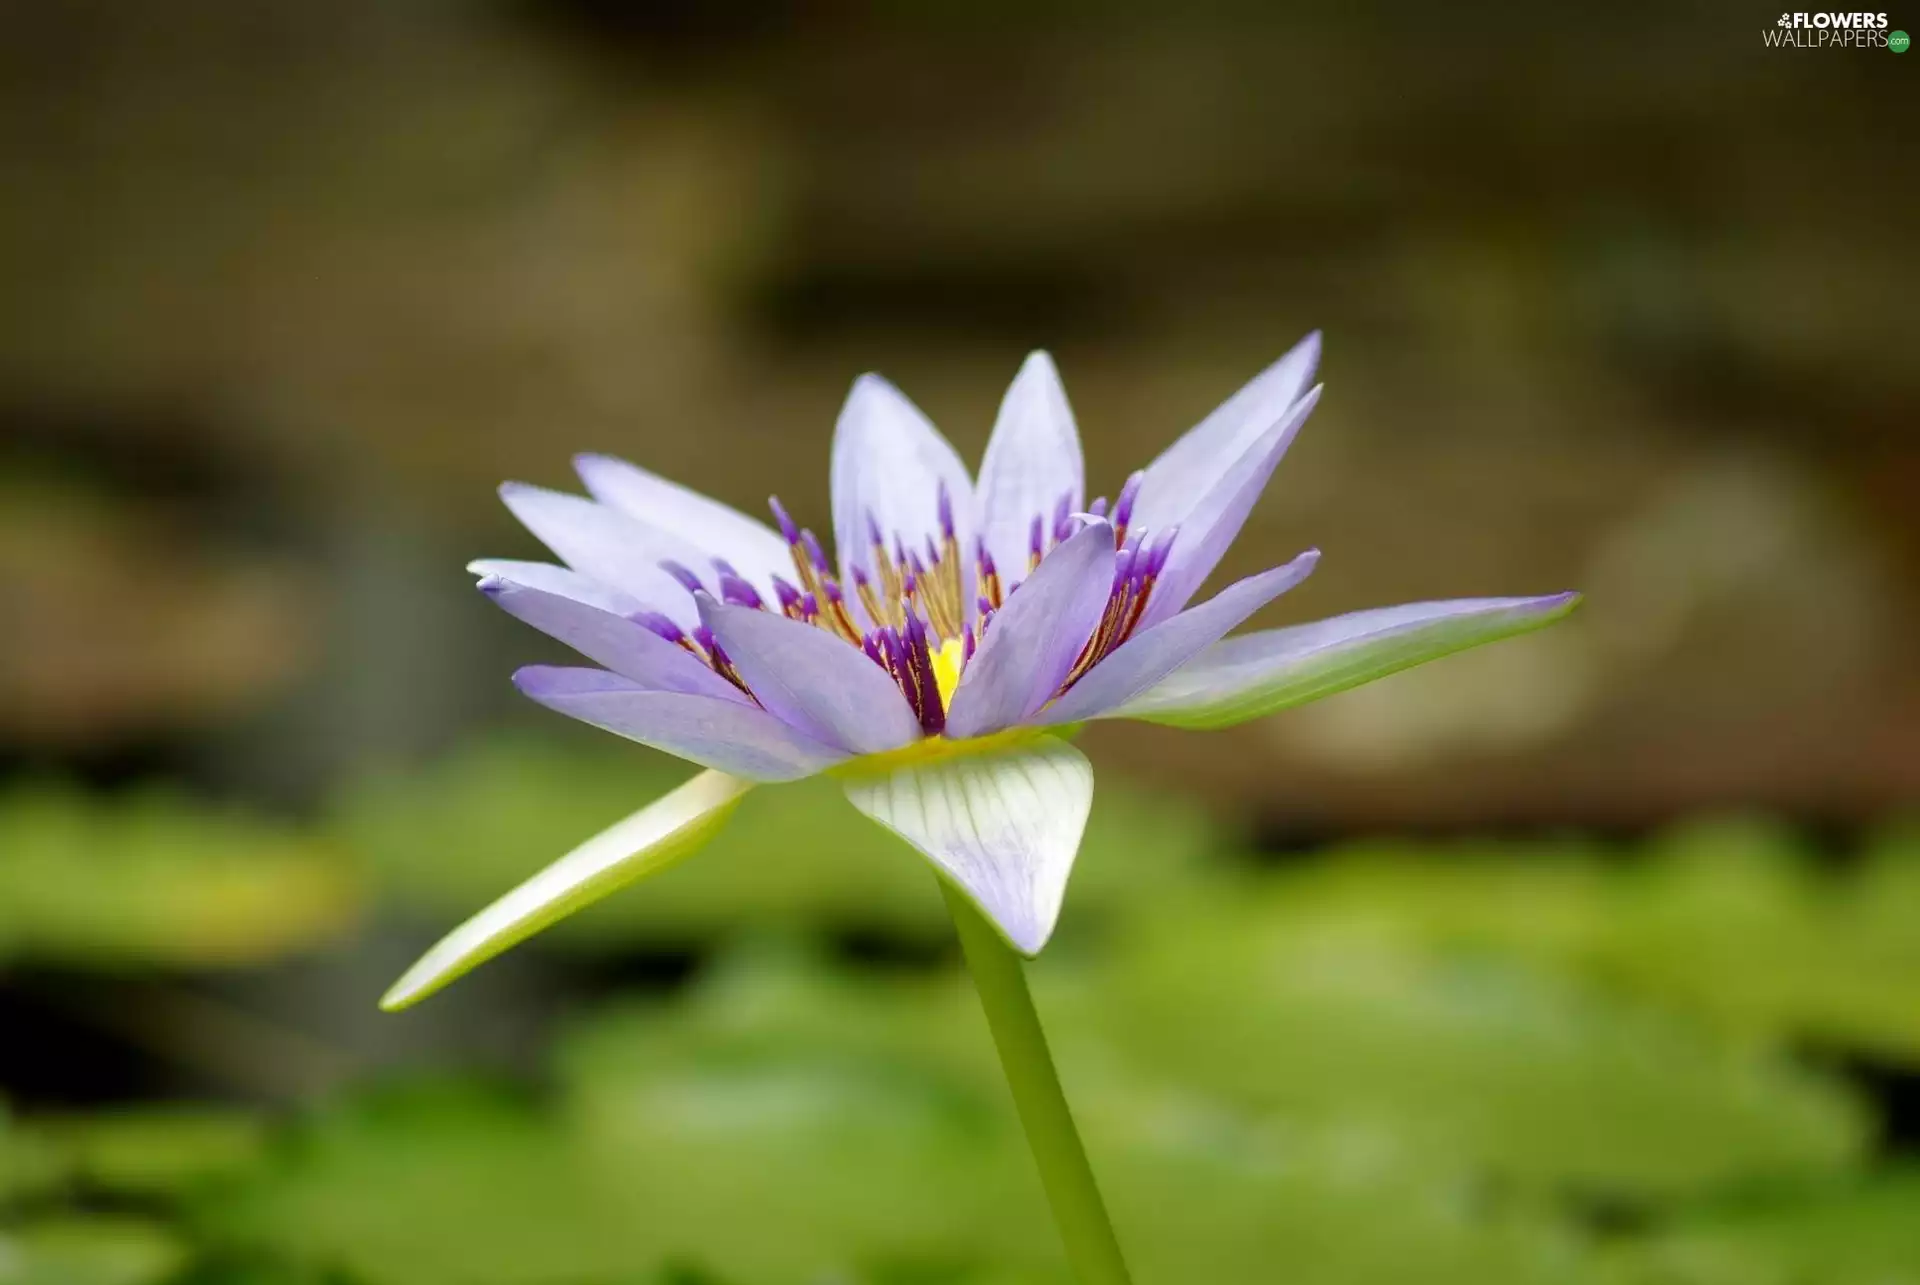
[0,1107,68,1206]
[0,783,359,969]
[1214,816,1920,1066]
[1062,882,1869,1200]
[0,1216,188,1285]
[208,949,1633,1285]
[30,1106,268,1198]
[1620,1169,1920,1285]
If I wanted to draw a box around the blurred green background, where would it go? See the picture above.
[1,3,1916,1282]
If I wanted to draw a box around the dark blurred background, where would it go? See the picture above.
[1,3,1916,1283]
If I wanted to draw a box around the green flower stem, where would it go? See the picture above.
[941,882,1134,1285]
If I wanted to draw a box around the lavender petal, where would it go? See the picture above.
[466,559,640,617]
[1037,548,1320,724]
[1113,592,1583,729]
[574,453,792,594]
[828,373,976,619]
[513,666,850,779]
[1138,385,1322,629]
[944,519,1116,739]
[698,599,923,755]
[479,573,751,703]
[498,483,709,628]
[975,351,1086,590]
[1130,331,1320,534]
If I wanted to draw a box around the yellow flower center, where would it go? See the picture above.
[931,636,966,709]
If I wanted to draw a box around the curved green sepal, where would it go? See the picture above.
[381,769,751,1010]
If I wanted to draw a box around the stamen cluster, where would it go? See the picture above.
[638,471,1175,739]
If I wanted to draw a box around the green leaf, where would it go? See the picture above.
[1217,817,1920,1066]
[0,1106,70,1207]
[209,950,1632,1285]
[0,783,358,969]
[0,1216,188,1285]
[32,1107,268,1197]
[1621,1169,1920,1285]
[1073,879,1869,1199]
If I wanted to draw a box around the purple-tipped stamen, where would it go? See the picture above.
[975,539,1004,609]
[1087,496,1109,520]
[1145,525,1178,576]
[1113,470,1143,537]
[875,627,912,717]
[660,560,706,594]
[902,612,945,735]
[937,480,957,540]
[801,529,830,574]
[632,610,688,644]
[771,575,803,613]
[717,570,764,609]
[768,496,802,545]
[1051,492,1074,545]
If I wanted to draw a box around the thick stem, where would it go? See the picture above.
[941,883,1133,1285]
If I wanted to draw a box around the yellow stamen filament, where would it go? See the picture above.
[980,565,1003,610]
[822,593,862,644]
[870,539,906,629]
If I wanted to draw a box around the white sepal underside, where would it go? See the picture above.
[843,735,1093,956]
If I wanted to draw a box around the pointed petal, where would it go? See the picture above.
[976,352,1085,586]
[944,519,1116,740]
[381,769,752,1010]
[1037,549,1320,724]
[698,599,922,754]
[843,736,1093,955]
[574,453,792,593]
[829,374,976,598]
[514,666,849,780]
[1139,385,1321,628]
[498,483,705,627]
[1130,331,1320,534]
[478,573,749,703]
[1114,592,1583,729]
[467,559,641,617]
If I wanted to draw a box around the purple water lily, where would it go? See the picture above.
[382,333,1577,1010]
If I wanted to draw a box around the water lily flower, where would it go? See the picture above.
[382,333,1580,1284]
[381,332,1578,1012]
